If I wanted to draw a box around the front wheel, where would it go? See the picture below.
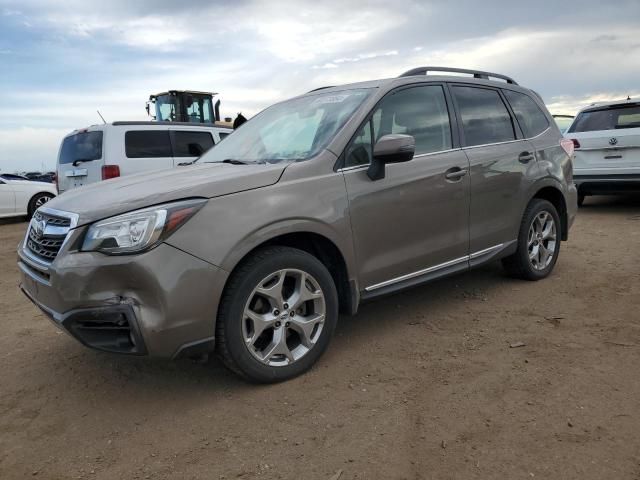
[502,199,561,281]
[216,246,338,383]
[27,192,54,219]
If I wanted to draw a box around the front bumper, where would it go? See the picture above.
[18,240,228,358]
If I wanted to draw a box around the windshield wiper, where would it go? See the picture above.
[72,158,96,167]
[222,159,255,165]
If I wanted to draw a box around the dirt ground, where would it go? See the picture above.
[1,195,639,480]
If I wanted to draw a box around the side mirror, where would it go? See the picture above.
[367,134,415,181]
[187,143,204,156]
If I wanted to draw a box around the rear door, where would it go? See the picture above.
[451,84,534,256]
[57,130,104,192]
[122,129,173,175]
[0,179,16,215]
[170,129,216,165]
[567,103,640,173]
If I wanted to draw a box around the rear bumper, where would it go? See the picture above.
[574,174,640,194]
[18,241,228,358]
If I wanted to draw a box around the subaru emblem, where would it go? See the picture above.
[33,219,47,239]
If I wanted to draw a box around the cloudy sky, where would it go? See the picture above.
[1,0,639,172]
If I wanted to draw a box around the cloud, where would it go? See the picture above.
[1,0,639,172]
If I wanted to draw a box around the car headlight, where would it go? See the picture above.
[81,199,206,254]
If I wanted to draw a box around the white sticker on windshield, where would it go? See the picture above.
[311,94,349,105]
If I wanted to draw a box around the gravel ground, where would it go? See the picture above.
[1,195,639,480]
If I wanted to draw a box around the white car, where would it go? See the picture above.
[0,176,57,219]
[565,99,640,205]
[57,121,232,193]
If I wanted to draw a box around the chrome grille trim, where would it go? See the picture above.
[22,207,79,265]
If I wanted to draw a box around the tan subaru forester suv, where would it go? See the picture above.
[19,67,577,382]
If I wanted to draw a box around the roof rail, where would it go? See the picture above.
[399,66,518,85]
[307,86,335,93]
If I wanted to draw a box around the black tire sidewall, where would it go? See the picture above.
[220,248,338,383]
[28,193,53,218]
[517,199,561,280]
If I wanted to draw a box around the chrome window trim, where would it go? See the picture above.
[365,243,508,292]
[337,148,463,173]
[527,126,551,140]
[462,137,525,150]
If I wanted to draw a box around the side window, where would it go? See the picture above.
[452,86,516,147]
[503,90,550,138]
[125,131,172,158]
[173,131,215,157]
[345,85,452,167]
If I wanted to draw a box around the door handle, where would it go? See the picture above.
[519,151,535,163]
[445,167,468,181]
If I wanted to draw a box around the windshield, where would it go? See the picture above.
[568,104,640,133]
[59,131,103,165]
[199,88,373,164]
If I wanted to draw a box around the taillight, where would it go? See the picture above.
[101,165,120,180]
[570,138,580,149]
[560,138,575,157]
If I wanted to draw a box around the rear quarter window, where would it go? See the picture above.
[125,131,172,158]
[503,90,550,138]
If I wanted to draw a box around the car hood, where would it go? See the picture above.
[46,162,288,226]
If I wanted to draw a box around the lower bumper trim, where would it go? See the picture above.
[20,285,147,355]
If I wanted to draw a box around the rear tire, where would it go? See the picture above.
[577,193,585,207]
[502,199,561,281]
[216,246,338,383]
[27,192,54,219]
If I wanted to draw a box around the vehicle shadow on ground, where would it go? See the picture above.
[49,261,512,397]
[0,217,28,226]
[580,193,640,212]
[33,194,640,397]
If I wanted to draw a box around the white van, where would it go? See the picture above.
[57,122,232,193]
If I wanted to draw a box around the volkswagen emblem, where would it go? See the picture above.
[33,219,47,239]
[609,137,618,146]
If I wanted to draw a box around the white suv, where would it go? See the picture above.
[566,99,640,205]
[56,122,232,193]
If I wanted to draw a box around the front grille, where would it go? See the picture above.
[25,211,72,262]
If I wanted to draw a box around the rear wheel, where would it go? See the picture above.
[502,199,561,280]
[216,246,338,383]
[577,193,585,207]
[27,192,54,219]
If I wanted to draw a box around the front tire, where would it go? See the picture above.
[216,246,338,383]
[27,192,54,219]
[502,199,561,281]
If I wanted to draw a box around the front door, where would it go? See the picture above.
[342,84,470,292]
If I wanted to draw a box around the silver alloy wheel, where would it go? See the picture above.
[527,210,557,270]
[242,268,326,367]
[35,194,52,208]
